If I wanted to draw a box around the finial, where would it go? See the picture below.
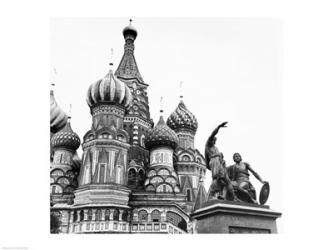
[68,104,72,121]
[129,19,133,25]
[51,67,57,93]
[109,48,114,67]
[179,81,183,100]
[160,96,164,114]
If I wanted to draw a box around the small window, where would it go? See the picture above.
[87,209,93,220]
[186,189,191,201]
[151,210,161,222]
[138,210,148,221]
[113,209,119,221]
[105,209,110,221]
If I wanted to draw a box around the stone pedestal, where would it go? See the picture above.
[191,200,281,233]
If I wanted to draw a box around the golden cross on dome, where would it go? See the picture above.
[160,96,164,114]
[51,67,57,91]
[109,48,114,67]
[68,104,72,120]
[179,81,183,100]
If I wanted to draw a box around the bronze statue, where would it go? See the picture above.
[205,122,235,201]
[228,153,266,204]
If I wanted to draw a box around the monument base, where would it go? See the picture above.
[191,200,281,233]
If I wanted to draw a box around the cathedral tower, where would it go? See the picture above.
[115,21,153,190]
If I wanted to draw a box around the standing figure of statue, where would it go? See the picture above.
[205,122,235,201]
[228,153,266,204]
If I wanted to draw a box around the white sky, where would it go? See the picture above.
[50,17,283,220]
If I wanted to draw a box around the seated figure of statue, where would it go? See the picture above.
[205,122,235,201]
[228,153,266,204]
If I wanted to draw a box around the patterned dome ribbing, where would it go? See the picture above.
[51,119,81,151]
[146,116,179,150]
[86,69,132,109]
[167,100,198,134]
[50,90,68,134]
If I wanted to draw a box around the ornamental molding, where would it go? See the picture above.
[124,116,153,128]
[91,104,125,117]
[82,139,130,150]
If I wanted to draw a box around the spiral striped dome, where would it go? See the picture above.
[146,116,179,150]
[167,100,198,134]
[50,90,68,134]
[86,69,132,109]
[51,120,81,151]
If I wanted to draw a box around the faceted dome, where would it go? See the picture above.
[146,116,179,150]
[51,120,81,151]
[50,90,68,134]
[167,100,198,134]
[86,69,132,109]
[123,23,137,40]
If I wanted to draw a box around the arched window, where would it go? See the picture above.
[51,169,63,179]
[146,185,155,192]
[138,210,148,221]
[186,189,192,201]
[151,210,161,222]
[140,135,145,147]
[127,168,136,186]
[96,209,102,221]
[87,209,92,220]
[51,184,62,194]
[182,155,190,162]
[79,210,84,221]
[73,211,78,222]
[105,209,110,221]
[137,169,145,186]
[113,209,119,221]
[122,210,129,221]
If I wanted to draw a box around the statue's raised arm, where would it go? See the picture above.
[205,122,228,168]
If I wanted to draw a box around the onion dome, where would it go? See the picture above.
[86,69,132,109]
[123,19,137,40]
[50,90,68,134]
[146,116,179,150]
[167,100,198,134]
[51,118,81,151]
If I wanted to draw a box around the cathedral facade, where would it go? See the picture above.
[50,22,207,234]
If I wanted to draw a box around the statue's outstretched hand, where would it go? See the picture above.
[218,121,228,128]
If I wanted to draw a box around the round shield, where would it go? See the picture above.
[259,182,270,205]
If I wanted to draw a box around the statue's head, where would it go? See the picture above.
[233,153,242,163]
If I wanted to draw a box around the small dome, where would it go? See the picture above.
[86,69,132,109]
[50,90,68,134]
[123,22,138,40]
[51,119,81,151]
[167,100,198,133]
[146,116,179,150]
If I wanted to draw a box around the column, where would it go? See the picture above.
[119,210,124,221]
[84,210,88,221]
[92,209,96,221]
[101,209,106,221]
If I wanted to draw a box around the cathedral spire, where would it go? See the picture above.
[115,19,144,83]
